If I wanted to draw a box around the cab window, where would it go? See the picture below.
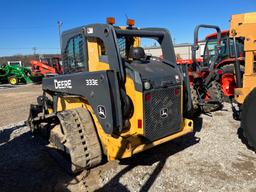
[65,38,75,68]
[117,36,162,60]
[117,37,126,58]
[63,34,86,73]
[74,35,86,67]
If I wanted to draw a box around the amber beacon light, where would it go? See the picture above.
[106,17,115,25]
[127,19,135,27]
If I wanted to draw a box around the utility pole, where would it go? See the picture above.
[32,47,37,55]
[57,21,63,53]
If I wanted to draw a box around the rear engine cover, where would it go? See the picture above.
[143,85,182,141]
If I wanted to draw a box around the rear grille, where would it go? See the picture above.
[144,86,182,141]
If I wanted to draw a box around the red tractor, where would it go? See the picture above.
[30,56,63,77]
[202,30,244,98]
[178,25,245,115]
[178,25,225,114]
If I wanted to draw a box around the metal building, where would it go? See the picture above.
[144,41,206,59]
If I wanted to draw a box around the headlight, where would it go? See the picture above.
[175,75,181,83]
[144,81,151,90]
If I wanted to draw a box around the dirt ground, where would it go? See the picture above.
[0,84,256,192]
[0,84,42,127]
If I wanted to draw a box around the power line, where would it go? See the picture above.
[0,25,56,30]
[0,48,59,50]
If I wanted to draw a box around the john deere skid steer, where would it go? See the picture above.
[27,18,193,173]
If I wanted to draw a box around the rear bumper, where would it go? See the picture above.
[132,118,193,155]
[106,118,193,160]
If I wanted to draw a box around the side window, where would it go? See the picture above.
[74,35,86,67]
[117,37,138,59]
[64,38,75,69]
[64,34,86,73]
[117,37,126,58]
[220,39,227,56]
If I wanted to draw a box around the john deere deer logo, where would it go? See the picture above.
[160,108,168,118]
[97,105,106,119]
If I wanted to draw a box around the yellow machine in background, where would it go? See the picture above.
[229,12,256,149]
[27,18,193,173]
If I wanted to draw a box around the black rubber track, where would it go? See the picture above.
[51,107,102,174]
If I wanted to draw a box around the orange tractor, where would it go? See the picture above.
[30,56,63,77]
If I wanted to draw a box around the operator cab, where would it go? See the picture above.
[203,31,244,67]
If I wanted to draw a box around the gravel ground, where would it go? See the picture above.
[0,84,255,192]
[0,84,42,127]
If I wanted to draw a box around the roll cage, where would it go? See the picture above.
[61,24,177,83]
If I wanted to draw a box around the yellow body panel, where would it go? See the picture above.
[230,12,256,103]
[56,97,87,111]
[123,76,144,135]
[87,39,110,71]
[133,36,141,47]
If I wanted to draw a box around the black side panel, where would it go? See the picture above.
[178,65,192,115]
[42,70,123,134]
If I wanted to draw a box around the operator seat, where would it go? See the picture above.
[129,47,146,63]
